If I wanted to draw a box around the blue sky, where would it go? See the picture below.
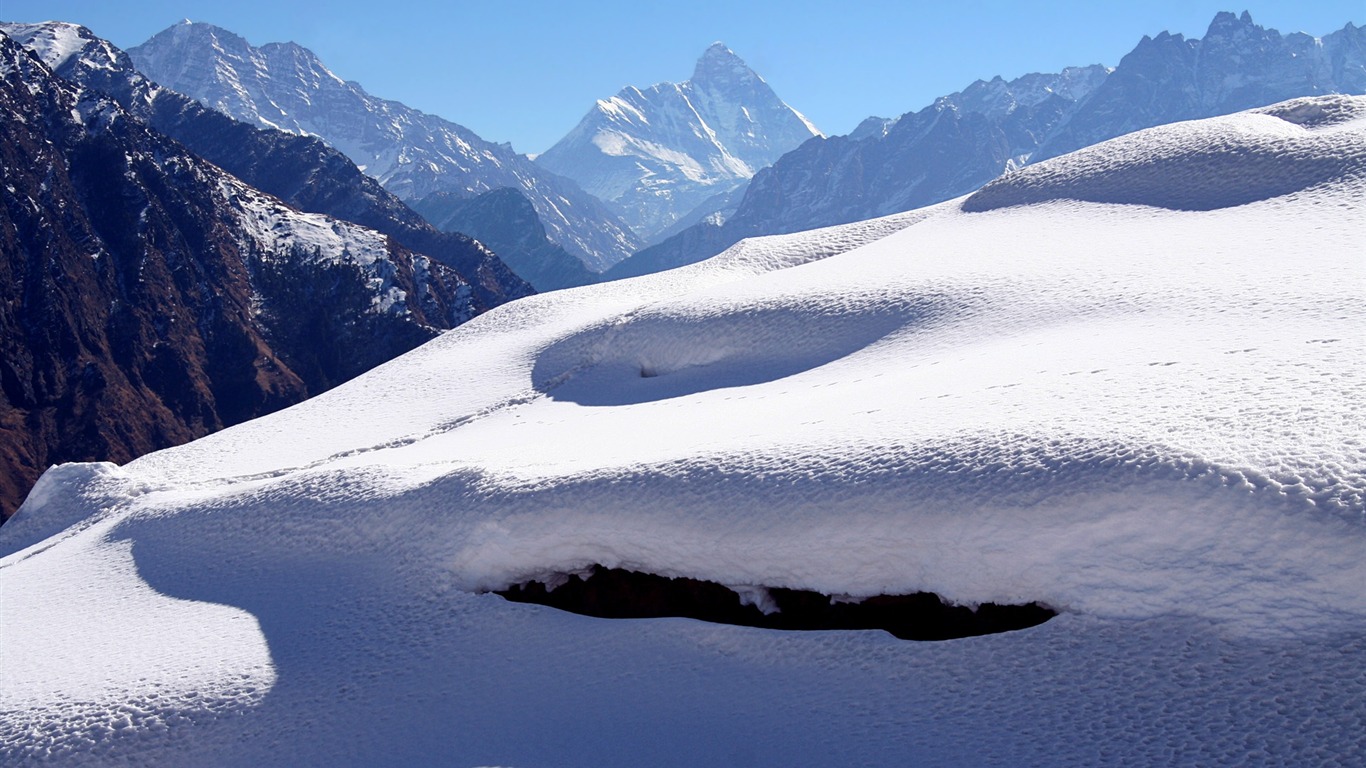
[4,1,1362,154]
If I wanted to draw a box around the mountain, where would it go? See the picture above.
[1036,11,1366,160]
[622,13,1366,279]
[611,64,1107,279]
[412,189,598,292]
[128,21,640,271]
[3,94,1364,764]
[536,43,820,242]
[1,21,530,310]
[0,29,488,520]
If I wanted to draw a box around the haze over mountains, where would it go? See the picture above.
[536,42,820,242]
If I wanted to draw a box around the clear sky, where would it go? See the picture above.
[4,1,1362,154]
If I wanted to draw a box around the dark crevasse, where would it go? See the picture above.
[494,565,1056,641]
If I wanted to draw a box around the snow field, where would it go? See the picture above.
[2,96,1364,765]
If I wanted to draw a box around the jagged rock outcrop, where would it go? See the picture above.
[1036,12,1366,160]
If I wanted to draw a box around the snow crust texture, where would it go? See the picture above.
[2,97,1365,765]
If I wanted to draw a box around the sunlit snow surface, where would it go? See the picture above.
[3,96,1365,765]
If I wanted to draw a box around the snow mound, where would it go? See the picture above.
[1252,93,1366,128]
[964,94,1366,212]
[2,95,1364,764]
[0,463,132,556]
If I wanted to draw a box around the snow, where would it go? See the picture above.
[127,21,643,270]
[537,44,820,240]
[2,96,1365,765]
[966,94,1366,212]
[220,177,410,313]
[0,21,89,71]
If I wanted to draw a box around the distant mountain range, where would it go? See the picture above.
[616,12,1366,279]
[128,21,641,272]
[3,22,528,303]
[536,43,820,243]
[2,10,1364,521]
[0,24,529,519]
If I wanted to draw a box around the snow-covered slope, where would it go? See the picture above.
[630,12,1365,280]
[536,43,820,242]
[127,21,640,271]
[0,27,488,521]
[3,96,1365,765]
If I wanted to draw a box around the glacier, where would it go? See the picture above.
[1,95,1364,766]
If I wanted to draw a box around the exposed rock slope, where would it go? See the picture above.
[2,21,530,309]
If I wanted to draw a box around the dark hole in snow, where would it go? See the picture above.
[493,566,1055,641]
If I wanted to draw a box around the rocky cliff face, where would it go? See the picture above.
[621,13,1365,279]
[0,30,480,519]
[536,43,819,242]
[128,21,640,271]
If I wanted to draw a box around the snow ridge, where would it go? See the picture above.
[966,95,1366,211]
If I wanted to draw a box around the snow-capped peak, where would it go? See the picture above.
[691,41,760,84]
[128,21,642,271]
[537,42,820,241]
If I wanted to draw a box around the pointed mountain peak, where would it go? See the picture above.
[260,39,328,67]
[703,41,734,57]
[691,41,758,84]
[1205,10,1258,37]
[155,19,245,46]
